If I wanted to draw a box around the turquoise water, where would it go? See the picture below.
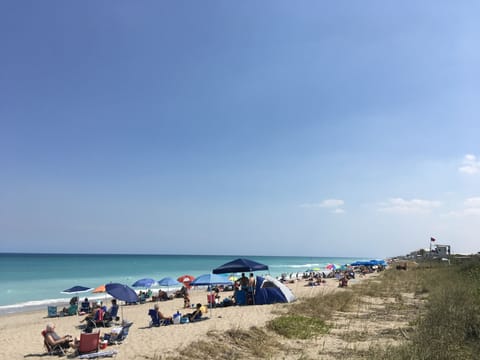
[0,253,370,314]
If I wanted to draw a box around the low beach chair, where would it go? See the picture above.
[104,305,120,323]
[80,300,91,314]
[78,332,100,355]
[42,330,67,356]
[106,322,133,345]
[61,303,78,316]
[47,306,58,318]
[148,309,170,327]
[86,308,112,332]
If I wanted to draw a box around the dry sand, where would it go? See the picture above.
[1,276,370,359]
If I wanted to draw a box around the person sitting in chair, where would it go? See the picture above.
[43,323,78,350]
[154,303,173,323]
[185,303,203,322]
[104,299,119,321]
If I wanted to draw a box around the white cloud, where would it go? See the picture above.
[378,198,442,214]
[300,199,345,214]
[458,154,480,174]
[464,197,480,207]
[446,197,480,217]
[300,199,344,208]
[319,199,345,208]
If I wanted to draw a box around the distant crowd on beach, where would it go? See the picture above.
[277,263,386,288]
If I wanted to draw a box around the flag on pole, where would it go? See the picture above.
[430,237,436,242]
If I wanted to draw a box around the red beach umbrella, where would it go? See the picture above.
[177,275,195,283]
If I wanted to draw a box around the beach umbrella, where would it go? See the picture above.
[326,264,338,271]
[190,274,233,312]
[106,283,139,320]
[157,277,182,298]
[61,285,92,308]
[106,283,138,303]
[132,278,157,288]
[190,273,233,286]
[177,275,195,283]
[158,277,181,287]
[212,258,269,274]
[62,285,92,294]
[92,284,106,293]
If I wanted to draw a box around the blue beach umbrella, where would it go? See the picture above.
[105,283,138,320]
[190,274,233,311]
[190,273,233,286]
[106,283,138,303]
[132,278,157,288]
[61,285,93,294]
[158,277,181,287]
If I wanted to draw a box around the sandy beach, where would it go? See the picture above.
[1,277,351,360]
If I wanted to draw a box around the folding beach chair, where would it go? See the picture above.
[42,330,68,356]
[47,306,58,317]
[106,322,133,345]
[86,308,112,332]
[148,309,170,327]
[78,332,100,355]
[67,304,78,316]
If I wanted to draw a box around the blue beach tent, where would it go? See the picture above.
[254,275,296,305]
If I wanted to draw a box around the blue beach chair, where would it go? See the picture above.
[47,306,58,317]
[148,309,171,327]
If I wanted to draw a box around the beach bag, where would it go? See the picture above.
[180,317,189,324]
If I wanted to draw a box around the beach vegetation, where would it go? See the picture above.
[156,327,282,360]
[267,314,330,339]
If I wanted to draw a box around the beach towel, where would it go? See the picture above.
[78,350,118,359]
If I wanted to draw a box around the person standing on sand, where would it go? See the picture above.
[239,273,249,291]
[248,273,256,294]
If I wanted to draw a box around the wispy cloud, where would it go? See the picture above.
[300,199,345,214]
[459,154,480,174]
[378,198,441,214]
[446,197,480,217]
[464,197,480,207]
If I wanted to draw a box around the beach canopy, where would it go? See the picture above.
[62,285,92,294]
[132,278,157,288]
[190,273,233,286]
[158,277,181,287]
[351,259,387,267]
[212,258,269,274]
[106,283,138,303]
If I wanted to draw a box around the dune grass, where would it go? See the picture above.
[154,327,282,360]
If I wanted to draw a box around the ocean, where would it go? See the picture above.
[0,253,370,315]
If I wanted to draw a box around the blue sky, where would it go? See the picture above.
[1,1,479,257]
